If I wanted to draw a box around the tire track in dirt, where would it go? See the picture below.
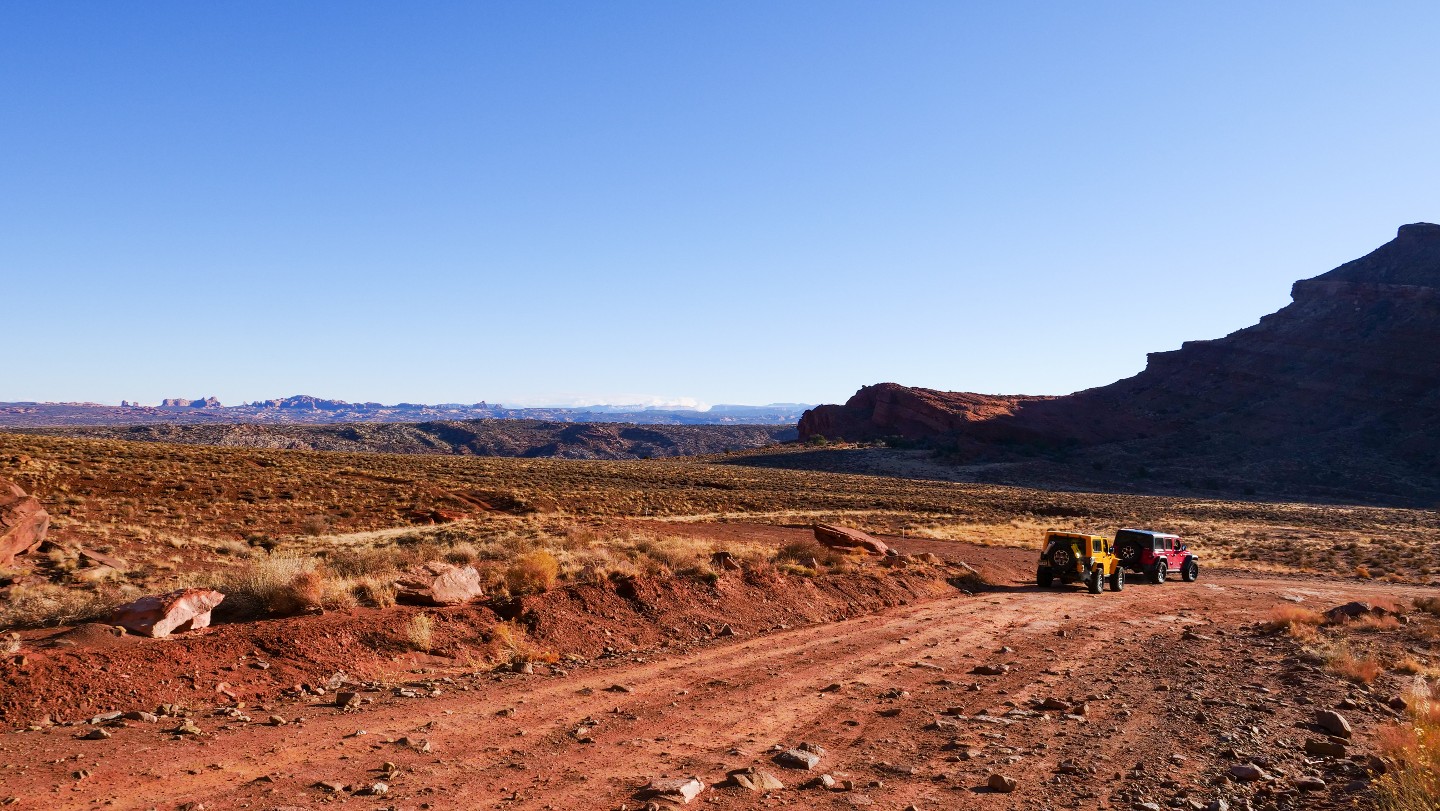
[2,571,1430,810]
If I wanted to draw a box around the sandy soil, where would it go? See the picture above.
[0,528,1428,811]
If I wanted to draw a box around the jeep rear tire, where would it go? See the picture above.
[1150,563,1167,584]
[1109,566,1125,592]
[1087,569,1103,594]
[1036,567,1054,588]
[1181,559,1198,582]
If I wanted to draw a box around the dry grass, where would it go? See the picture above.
[1375,680,1440,811]
[1326,644,1384,684]
[406,613,434,653]
[0,583,122,628]
[1262,605,1325,639]
[505,550,559,595]
[1415,596,1440,617]
[488,621,557,668]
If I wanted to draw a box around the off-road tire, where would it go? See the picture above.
[1150,563,1167,584]
[1036,567,1054,588]
[1181,559,1198,582]
[1087,569,1103,594]
[1051,548,1072,572]
[1109,566,1125,592]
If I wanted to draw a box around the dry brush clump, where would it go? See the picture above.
[1375,679,1440,811]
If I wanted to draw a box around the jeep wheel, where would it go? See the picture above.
[1036,567,1054,588]
[1051,548,1072,571]
[1149,563,1167,584]
[1087,569,1103,594]
[1181,560,1198,582]
[1109,566,1125,592]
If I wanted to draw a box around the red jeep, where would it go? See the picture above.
[1113,528,1198,584]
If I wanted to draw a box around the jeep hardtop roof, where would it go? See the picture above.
[1116,528,1178,540]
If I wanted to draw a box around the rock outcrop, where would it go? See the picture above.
[112,589,226,637]
[395,562,485,606]
[798,224,1440,505]
[0,478,49,568]
[813,524,892,556]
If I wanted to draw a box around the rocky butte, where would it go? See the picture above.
[799,223,1440,505]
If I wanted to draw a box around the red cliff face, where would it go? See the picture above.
[798,224,1440,504]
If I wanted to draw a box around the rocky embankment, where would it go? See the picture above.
[799,223,1440,505]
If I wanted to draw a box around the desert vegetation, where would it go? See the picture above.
[3,432,1438,632]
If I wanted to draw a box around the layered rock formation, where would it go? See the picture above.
[799,224,1440,504]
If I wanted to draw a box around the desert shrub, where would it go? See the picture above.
[1326,644,1383,684]
[407,613,434,652]
[443,541,481,565]
[1352,614,1402,632]
[327,547,403,578]
[505,550,559,595]
[776,563,817,577]
[488,621,557,668]
[299,515,330,537]
[1414,596,1440,617]
[777,539,843,567]
[1375,681,1439,811]
[216,555,325,617]
[351,575,397,608]
[1262,605,1325,638]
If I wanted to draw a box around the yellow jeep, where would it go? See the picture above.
[1035,530,1124,593]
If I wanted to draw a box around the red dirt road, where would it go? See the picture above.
[0,534,1428,811]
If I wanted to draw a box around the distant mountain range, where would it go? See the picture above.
[0,395,812,428]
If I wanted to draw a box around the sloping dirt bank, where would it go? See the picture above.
[1,563,964,727]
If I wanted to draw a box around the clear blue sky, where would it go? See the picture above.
[4,2,1437,408]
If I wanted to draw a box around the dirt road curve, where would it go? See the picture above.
[1,550,1423,810]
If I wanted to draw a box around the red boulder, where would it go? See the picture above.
[812,524,892,556]
[0,478,49,568]
[113,588,226,638]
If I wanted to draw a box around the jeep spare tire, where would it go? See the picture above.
[1052,548,1072,570]
[1117,540,1141,566]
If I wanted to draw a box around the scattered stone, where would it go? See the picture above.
[971,664,1010,676]
[1228,764,1266,782]
[359,782,389,796]
[986,773,1017,793]
[1036,697,1069,712]
[716,624,736,637]
[728,767,784,792]
[112,589,225,638]
[173,722,203,736]
[812,524,891,556]
[334,691,359,708]
[1304,738,1347,757]
[314,781,347,793]
[123,711,159,723]
[1315,710,1352,739]
[394,561,485,606]
[605,684,635,693]
[0,479,49,568]
[267,715,287,726]
[775,748,822,770]
[78,728,111,740]
[1324,602,1389,623]
[1294,776,1326,792]
[640,776,705,804]
[820,683,843,693]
